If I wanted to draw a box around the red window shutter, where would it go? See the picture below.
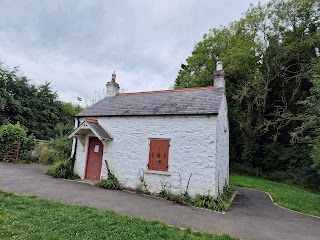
[148,139,169,171]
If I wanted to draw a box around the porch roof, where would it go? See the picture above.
[68,118,112,141]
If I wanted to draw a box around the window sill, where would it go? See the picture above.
[144,170,171,176]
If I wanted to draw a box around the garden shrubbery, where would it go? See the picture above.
[97,160,123,190]
[46,158,79,179]
[0,123,77,180]
[0,123,35,162]
[49,136,73,159]
[155,187,235,212]
[45,138,79,179]
[97,175,123,190]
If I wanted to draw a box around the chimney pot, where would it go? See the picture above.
[111,71,116,83]
[216,60,223,71]
[214,60,225,89]
[106,71,120,97]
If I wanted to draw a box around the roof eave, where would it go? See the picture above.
[75,112,219,118]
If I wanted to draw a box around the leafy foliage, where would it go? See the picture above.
[174,0,320,190]
[0,62,82,140]
[0,123,34,162]
[97,176,123,190]
[46,158,80,180]
[293,70,320,168]
[150,187,235,212]
[157,190,192,206]
[97,160,123,190]
[48,136,72,160]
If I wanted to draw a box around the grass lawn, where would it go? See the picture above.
[0,191,237,240]
[230,173,320,217]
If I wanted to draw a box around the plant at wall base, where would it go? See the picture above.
[47,158,80,180]
[155,186,236,212]
[98,160,123,190]
[156,179,192,206]
[193,187,236,212]
[157,190,192,206]
[135,169,150,194]
[134,186,145,195]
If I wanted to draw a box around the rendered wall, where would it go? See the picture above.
[215,94,229,193]
[73,115,228,197]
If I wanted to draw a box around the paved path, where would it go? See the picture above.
[0,162,319,240]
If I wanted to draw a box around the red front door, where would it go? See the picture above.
[85,137,103,180]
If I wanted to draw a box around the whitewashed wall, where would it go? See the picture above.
[73,115,225,196]
[215,94,229,193]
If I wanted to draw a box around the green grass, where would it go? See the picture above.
[230,173,320,217]
[0,191,237,240]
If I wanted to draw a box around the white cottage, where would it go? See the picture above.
[69,61,229,197]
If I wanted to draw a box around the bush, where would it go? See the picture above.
[97,160,123,190]
[0,123,35,162]
[157,190,192,205]
[47,158,79,180]
[267,171,290,182]
[193,187,236,212]
[230,162,264,177]
[97,173,123,190]
[154,187,235,212]
[49,136,72,159]
[231,142,320,191]
[38,146,50,165]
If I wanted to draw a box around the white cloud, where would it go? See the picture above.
[0,0,270,105]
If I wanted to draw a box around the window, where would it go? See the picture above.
[148,139,170,171]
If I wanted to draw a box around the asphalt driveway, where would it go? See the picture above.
[0,162,319,240]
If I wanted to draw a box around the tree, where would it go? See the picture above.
[53,102,83,138]
[174,0,320,189]
[0,62,83,140]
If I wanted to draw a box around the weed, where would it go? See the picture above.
[97,160,123,190]
[137,169,150,194]
[155,187,235,212]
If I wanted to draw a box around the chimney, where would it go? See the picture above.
[106,71,120,97]
[214,60,225,89]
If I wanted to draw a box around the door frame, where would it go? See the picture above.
[84,136,104,180]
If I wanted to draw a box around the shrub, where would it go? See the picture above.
[38,146,50,165]
[155,187,235,212]
[39,148,64,165]
[157,190,191,205]
[267,171,290,182]
[134,186,145,194]
[0,123,35,162]
[97,175,123,190]
[230,162,264,177]
[28,151,40,163]
[47,158,79,180]
[97,160,123,190]
[193,187,235,212]
[49,136,72,159]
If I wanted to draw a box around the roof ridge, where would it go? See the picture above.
[116,86,214,96]
[85,117,98,123]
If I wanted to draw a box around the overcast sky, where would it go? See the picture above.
[0,0,269,105]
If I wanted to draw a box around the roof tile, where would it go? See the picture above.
[77,87,224,117]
